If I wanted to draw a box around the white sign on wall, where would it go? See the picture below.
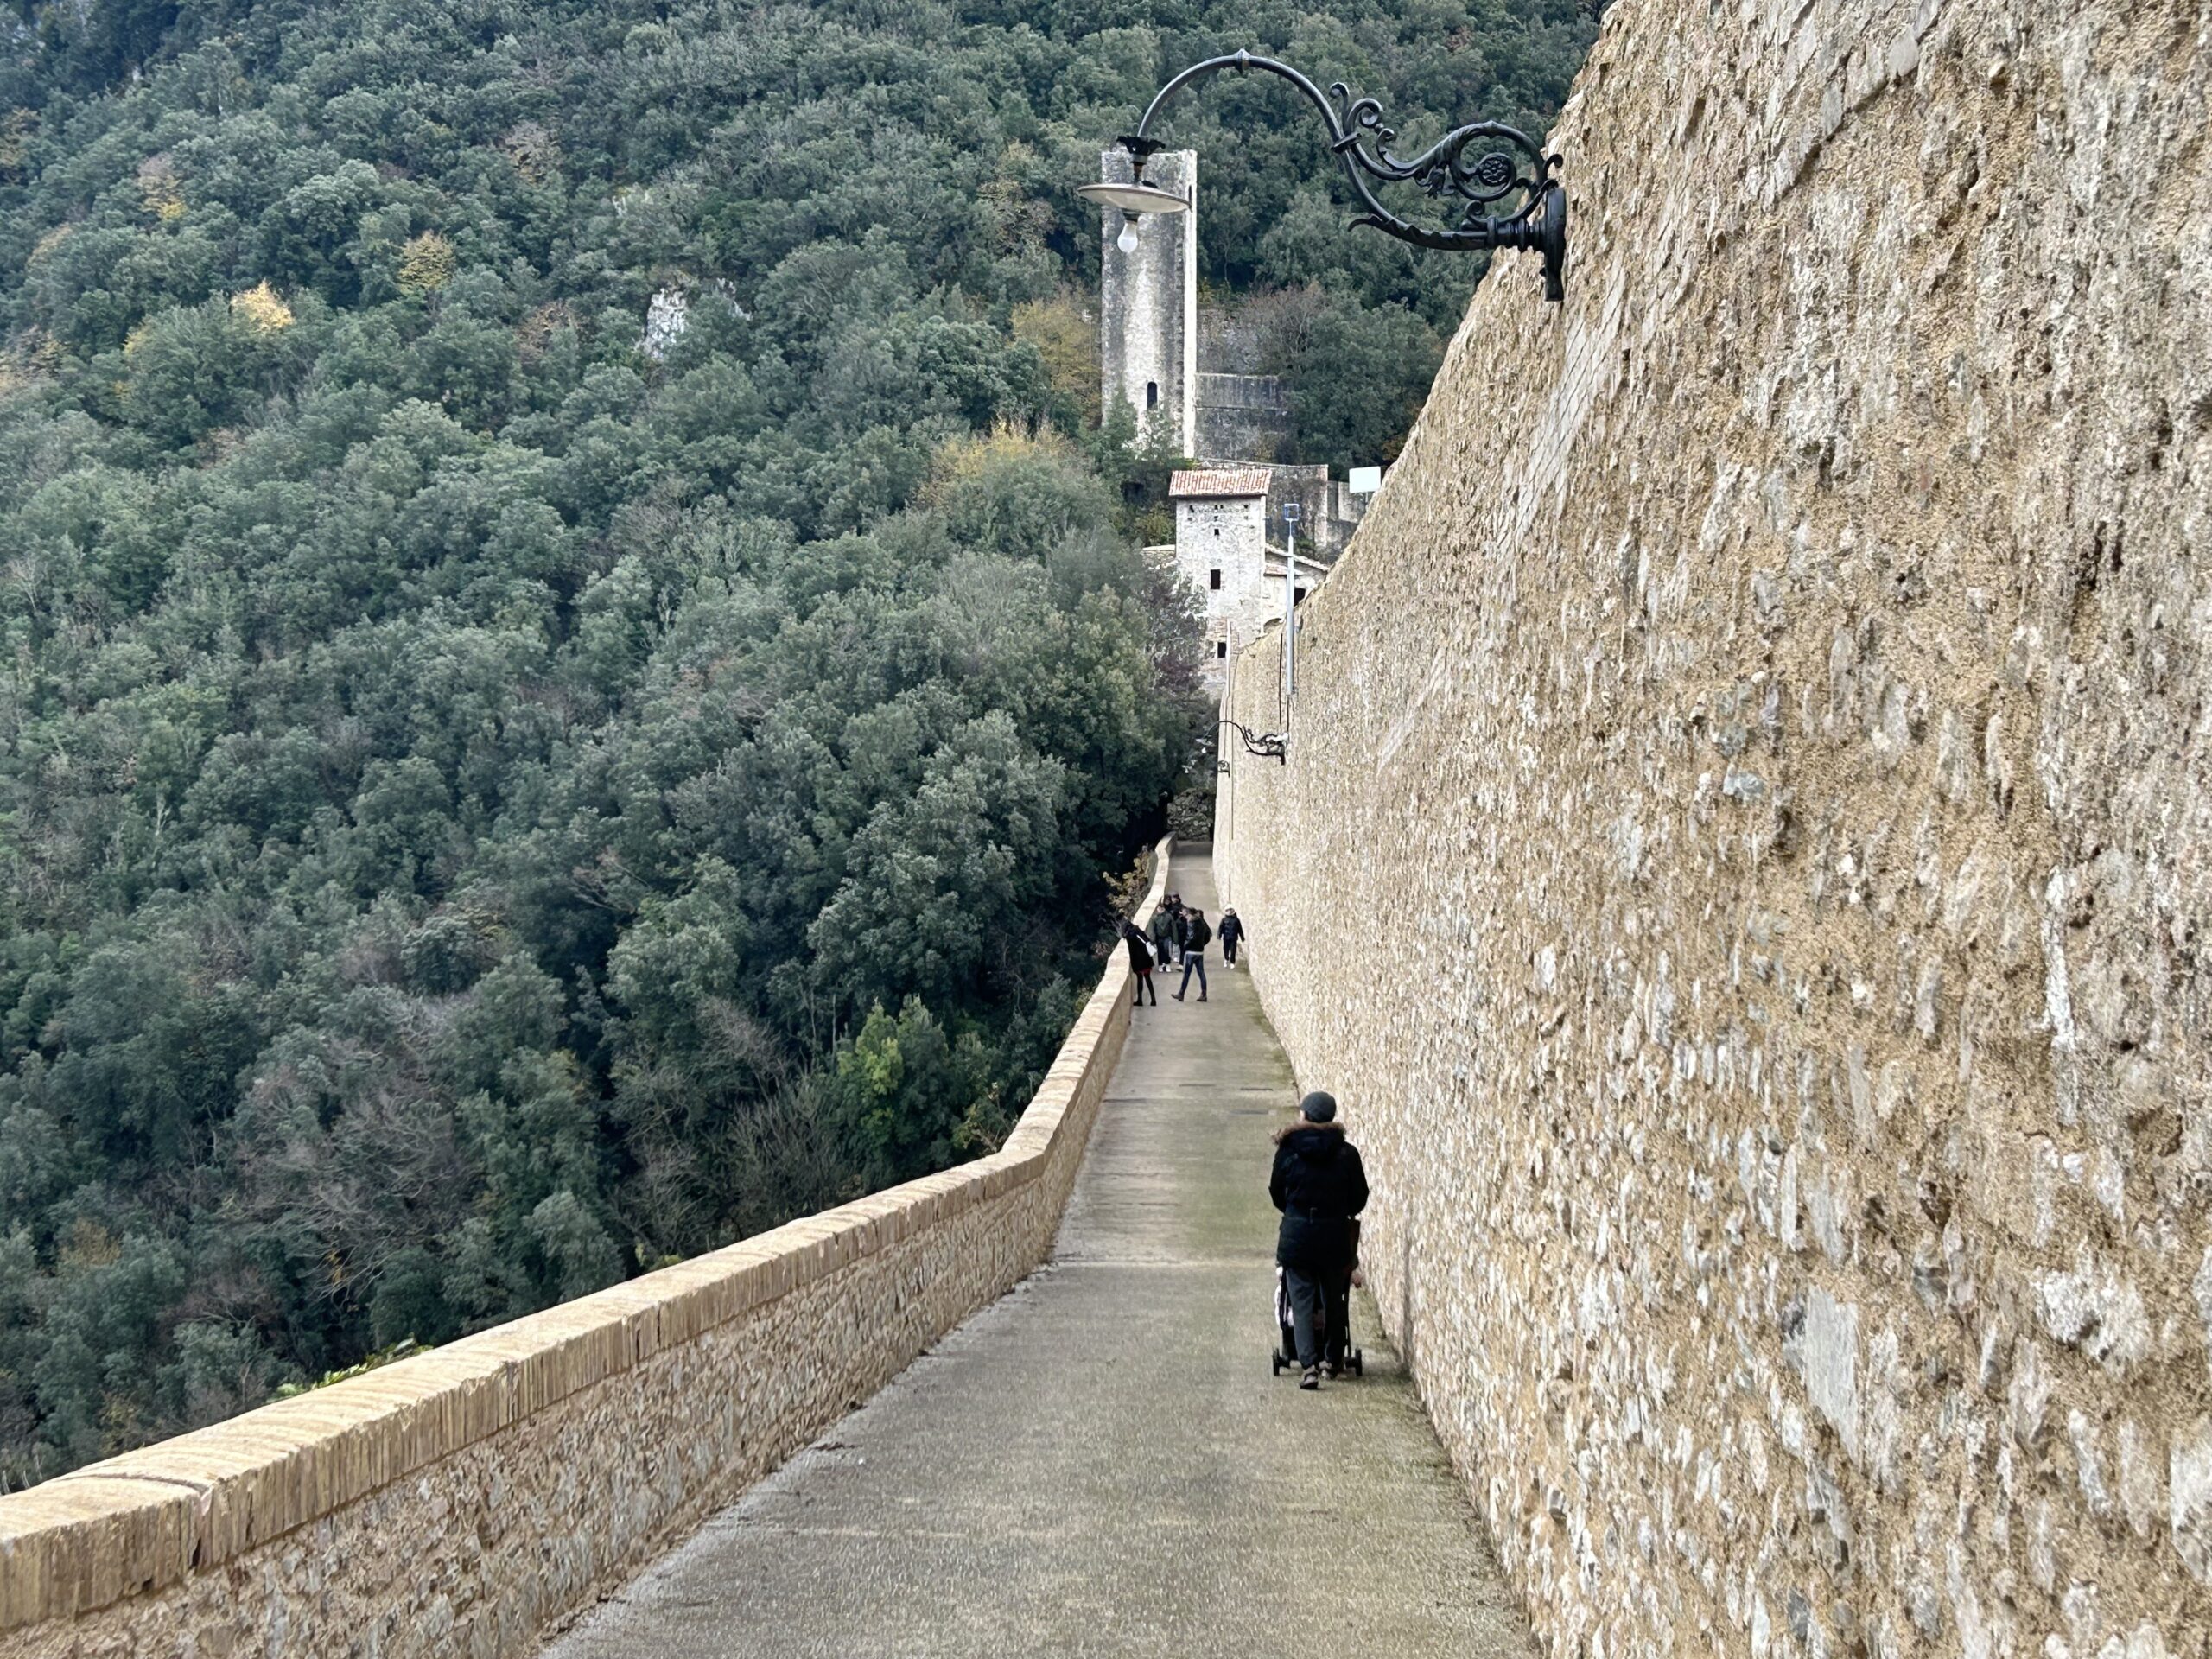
[1348,465,1384,495]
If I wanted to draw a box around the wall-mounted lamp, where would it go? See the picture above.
[1222,719,1287,764]
[1077,50,1567,302]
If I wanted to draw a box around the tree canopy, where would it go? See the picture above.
[0,0,1592,1485]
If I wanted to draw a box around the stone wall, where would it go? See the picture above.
[1194,371,1294,465]
[0,842,1173,1658]
[1217,0,2209,1653]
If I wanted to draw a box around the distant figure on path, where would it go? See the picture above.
[1173,906,1211,1001]
[1269,1091,1369,1390]
[1217,908,1244,967]
[1121,919,1157,1007]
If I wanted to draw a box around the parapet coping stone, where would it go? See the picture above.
[0,836,1173,1634]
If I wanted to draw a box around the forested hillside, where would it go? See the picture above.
[0,0,1593,1485]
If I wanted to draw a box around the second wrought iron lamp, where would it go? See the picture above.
[1077,50,1567,302]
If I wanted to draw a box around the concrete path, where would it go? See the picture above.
[542,852,1535,1658]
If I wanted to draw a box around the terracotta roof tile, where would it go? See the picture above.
[1169,467,1272,498]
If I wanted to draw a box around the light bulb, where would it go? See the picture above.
[1116,217,1139,255]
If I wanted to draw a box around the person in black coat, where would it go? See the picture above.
[1120,918,1157,1007]
[1217,908,1245,966]
[1268,1090,1369,1389]
[1173,907,1211,1001]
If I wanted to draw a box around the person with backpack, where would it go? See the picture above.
[1173,906,1211,1001]
[1217,908,1245,967]
[1269,1090,1369,1389]
[1120,918,1158,1007]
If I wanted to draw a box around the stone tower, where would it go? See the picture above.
[1096,148,1196,454]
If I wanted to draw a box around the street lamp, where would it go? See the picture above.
[1077,50,1567,302]
[1084,175,1189,254]
[1221,720,1287,764]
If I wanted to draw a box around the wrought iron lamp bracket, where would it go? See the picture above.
[1221,719,1288,764]
[1116,50,1567,302]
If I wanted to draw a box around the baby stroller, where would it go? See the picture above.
[1269,1264,1364,1377]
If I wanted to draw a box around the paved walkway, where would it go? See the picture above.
[543,853,1534,1658]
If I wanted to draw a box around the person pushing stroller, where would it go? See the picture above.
[1269,1090,1368,1390]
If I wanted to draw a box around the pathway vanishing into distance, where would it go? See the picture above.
[543,852,1533,1658]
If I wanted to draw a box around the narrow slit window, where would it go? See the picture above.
[1146,381,1159,408]
[1216,640,1228,658]
[1209,569,1221,590]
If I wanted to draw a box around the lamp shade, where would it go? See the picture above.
[1075,181,1191,216]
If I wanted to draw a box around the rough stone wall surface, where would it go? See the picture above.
[1194,372,1294,464]
[1218,1,2210,1654]
[0,844,1173,1658]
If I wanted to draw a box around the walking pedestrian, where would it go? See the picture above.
[1217,908,1244,967]
[1121,918,1157,1007]
[1268,1091,1368,1389]
[1148,899,1179,969]
[1173,906,1211,1001]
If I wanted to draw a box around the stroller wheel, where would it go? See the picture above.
[1351,1349,1364,1376]
[1271,1351,1284,1376]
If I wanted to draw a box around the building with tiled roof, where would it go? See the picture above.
[1166,473,1331,699]
[1168,467,1273,499]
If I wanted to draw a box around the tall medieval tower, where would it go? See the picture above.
[1096,149,1197,454]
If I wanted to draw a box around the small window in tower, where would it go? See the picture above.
[1295,588,1307,605]
[1217,640,1228,658]
[1212,527,1220,537]
[1209,569,1221,590]
[1147,381,1158,408]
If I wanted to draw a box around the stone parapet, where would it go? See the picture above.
[1218,0,2209,1652]
[1193,372,1289,414]
[0,839,1173,1657]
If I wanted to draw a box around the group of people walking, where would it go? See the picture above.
[1118,893,1243,1007]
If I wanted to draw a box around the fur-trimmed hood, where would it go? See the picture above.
[1269,1119,1370,1267]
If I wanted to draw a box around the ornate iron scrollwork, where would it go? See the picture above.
[1118,51,1567,301]
[1221,720,1288,764]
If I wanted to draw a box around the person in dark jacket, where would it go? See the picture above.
[1148,901,1179,969]
[1120,918,1157,1007]
[1217,908,1245,967]
[1173,907,1212,1001]
[1268,1090,1369,1389]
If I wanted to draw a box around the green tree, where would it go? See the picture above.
[1265,287,1446,471]
[0,0,1591,1485]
